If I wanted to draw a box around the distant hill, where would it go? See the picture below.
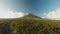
[0,13,60,34]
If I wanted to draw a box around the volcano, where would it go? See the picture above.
[23,13,41,19]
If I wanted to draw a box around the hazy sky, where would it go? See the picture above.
[0,0,60,20]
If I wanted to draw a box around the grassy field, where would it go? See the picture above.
[0,17,60,34]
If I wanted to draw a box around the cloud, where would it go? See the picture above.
[42,8,60,20]
[7,10,25,18]
[0,2,25,18]
[0,9,25,18]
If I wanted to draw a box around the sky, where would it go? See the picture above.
[0,0,60,20]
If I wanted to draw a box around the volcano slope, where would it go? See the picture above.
[0,15,60,34]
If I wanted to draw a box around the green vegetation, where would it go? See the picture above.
[0,17,60,34]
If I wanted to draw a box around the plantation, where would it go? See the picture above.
[0,17,60,34]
